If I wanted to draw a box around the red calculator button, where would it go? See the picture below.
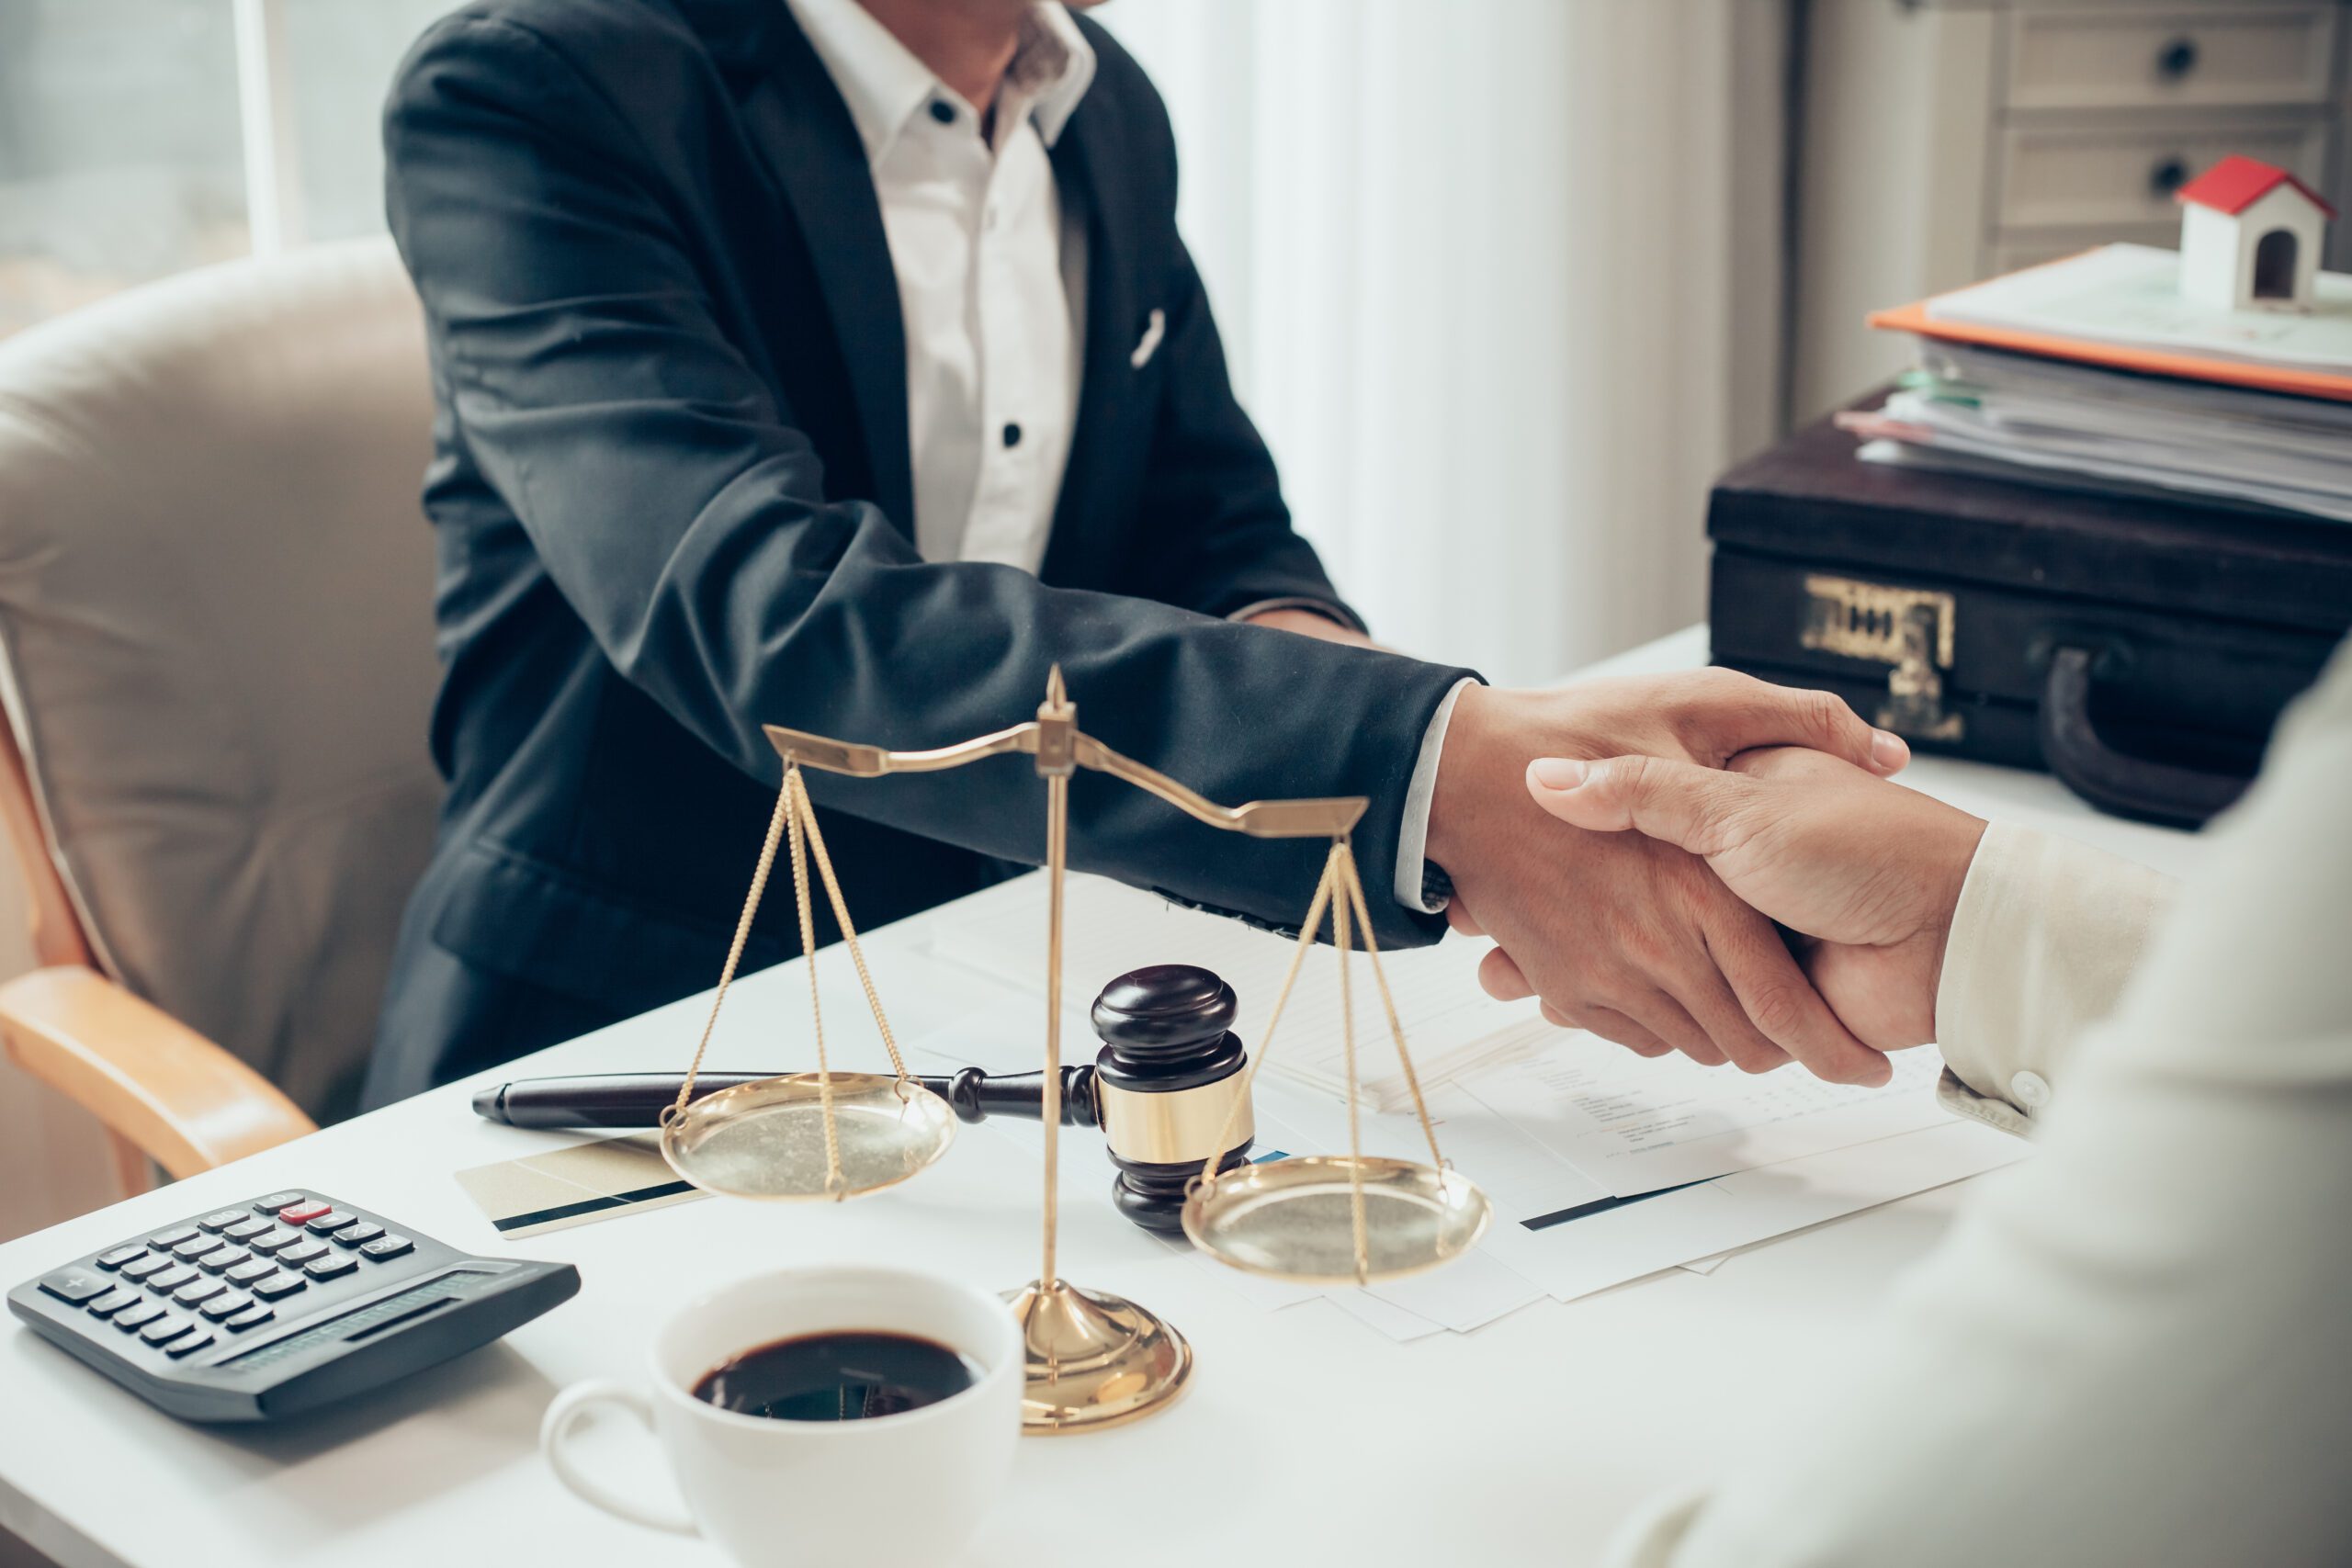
[277,1201,332,1225]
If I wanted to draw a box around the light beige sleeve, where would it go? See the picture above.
[1928,821,2177,1135]
[1600,639,2352,1568]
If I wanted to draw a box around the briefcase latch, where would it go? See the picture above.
[1798,575,1963,743]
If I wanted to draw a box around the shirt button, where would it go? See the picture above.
[983,207,999,231]
[1001,423,1023,448]
[2009,1070,2052,1111]
[928,99,956,125]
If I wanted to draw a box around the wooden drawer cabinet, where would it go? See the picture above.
[1996,113,2330,228]
[1793,0,2352,422]
[2006,6,2338,110]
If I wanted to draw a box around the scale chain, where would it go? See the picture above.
[794,766,910,1085]
[1338,852,1449,1173]
[1333,846,1369,1284]
[1191,844,1343,1194]
[669,773,796,1125]
[784,768,847,1199]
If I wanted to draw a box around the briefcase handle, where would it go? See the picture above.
[2039,647,2250,829]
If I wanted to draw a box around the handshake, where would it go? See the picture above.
[1425,674,1988,1086]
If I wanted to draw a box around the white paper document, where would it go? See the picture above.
[1476,1119,2031,1303]
[1462,1037,1951,1197]
[925,874,1549,1110]
[910,875,2030,1334]
[1926,243,2352,371]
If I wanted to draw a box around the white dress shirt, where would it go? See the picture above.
[786,0,1460,913]
[786,0,1091,572]
[1608,639,2352,1566]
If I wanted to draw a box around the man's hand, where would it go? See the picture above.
[1428,674,1914,1086]
[1515,745,1986,1059]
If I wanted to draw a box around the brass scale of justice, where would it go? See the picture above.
[659,670,1493,1432]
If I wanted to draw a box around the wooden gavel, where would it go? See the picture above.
[471,965,1256,1234]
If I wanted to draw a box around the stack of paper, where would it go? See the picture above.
[1856,243,2352,523]
[922,874,2030,1343]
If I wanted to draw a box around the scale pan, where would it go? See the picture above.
[660,1073,955,1201]
[1182,1156,1491,1284]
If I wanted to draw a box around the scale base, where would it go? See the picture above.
[1003,1280,1190,1434]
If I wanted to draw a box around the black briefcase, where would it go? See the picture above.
[1705,408,2352,827]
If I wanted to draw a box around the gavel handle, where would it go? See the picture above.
[471,1066,1100,1131]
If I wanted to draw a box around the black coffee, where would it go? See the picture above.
[693,1331,979,1422]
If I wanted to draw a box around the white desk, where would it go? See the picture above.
[0,627,2200,1568]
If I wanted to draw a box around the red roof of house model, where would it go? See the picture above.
[2176,155,2337,220]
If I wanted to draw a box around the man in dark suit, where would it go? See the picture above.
[365,0,1912,1109]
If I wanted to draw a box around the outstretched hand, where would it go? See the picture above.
[1428,674,1915,1088]
[1482,745,1986,1066]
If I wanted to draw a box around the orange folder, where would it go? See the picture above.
[1869,298,2352,404]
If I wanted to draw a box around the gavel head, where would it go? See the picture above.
[1090,965,1256,1235]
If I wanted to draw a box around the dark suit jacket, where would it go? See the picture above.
[363,0,1476,1106]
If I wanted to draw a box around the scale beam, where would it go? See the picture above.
[763,724,1367,840]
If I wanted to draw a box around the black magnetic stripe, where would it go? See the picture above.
[492,1179,696,1233]
[1519,1177,1717,1232]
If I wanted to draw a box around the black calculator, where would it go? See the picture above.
[6,1190,578,1423]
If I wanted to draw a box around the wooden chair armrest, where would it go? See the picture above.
[0,965,315,1179]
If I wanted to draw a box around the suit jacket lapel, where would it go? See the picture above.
[1041,93,1136,587]
[730,7,918,539]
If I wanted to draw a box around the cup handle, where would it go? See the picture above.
[540,1380,699,1536]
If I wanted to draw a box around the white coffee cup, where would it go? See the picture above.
[540,1265,1022,1565]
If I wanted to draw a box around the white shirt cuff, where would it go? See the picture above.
[1932,821,2177,1126]
[1394,677,1477,913]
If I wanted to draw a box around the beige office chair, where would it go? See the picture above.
[0,238,443,1195]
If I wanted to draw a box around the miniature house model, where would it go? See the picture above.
[2176,155,2335,313]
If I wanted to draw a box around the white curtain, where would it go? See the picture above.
[1102,0,1789,684]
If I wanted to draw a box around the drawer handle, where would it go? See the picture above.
[2150,156,2191,198]
[2039,647,2249,828]
[2155,35,2199,80]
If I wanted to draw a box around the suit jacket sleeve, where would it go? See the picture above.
[384,15,1467,946]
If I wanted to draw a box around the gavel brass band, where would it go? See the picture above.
[1091,1076,1254,1168]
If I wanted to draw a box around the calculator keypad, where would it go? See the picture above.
[138,1313,193,1345]
[36,1193,460,1373]
[112,1300,165,1331]
[172,1278,226,1307]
